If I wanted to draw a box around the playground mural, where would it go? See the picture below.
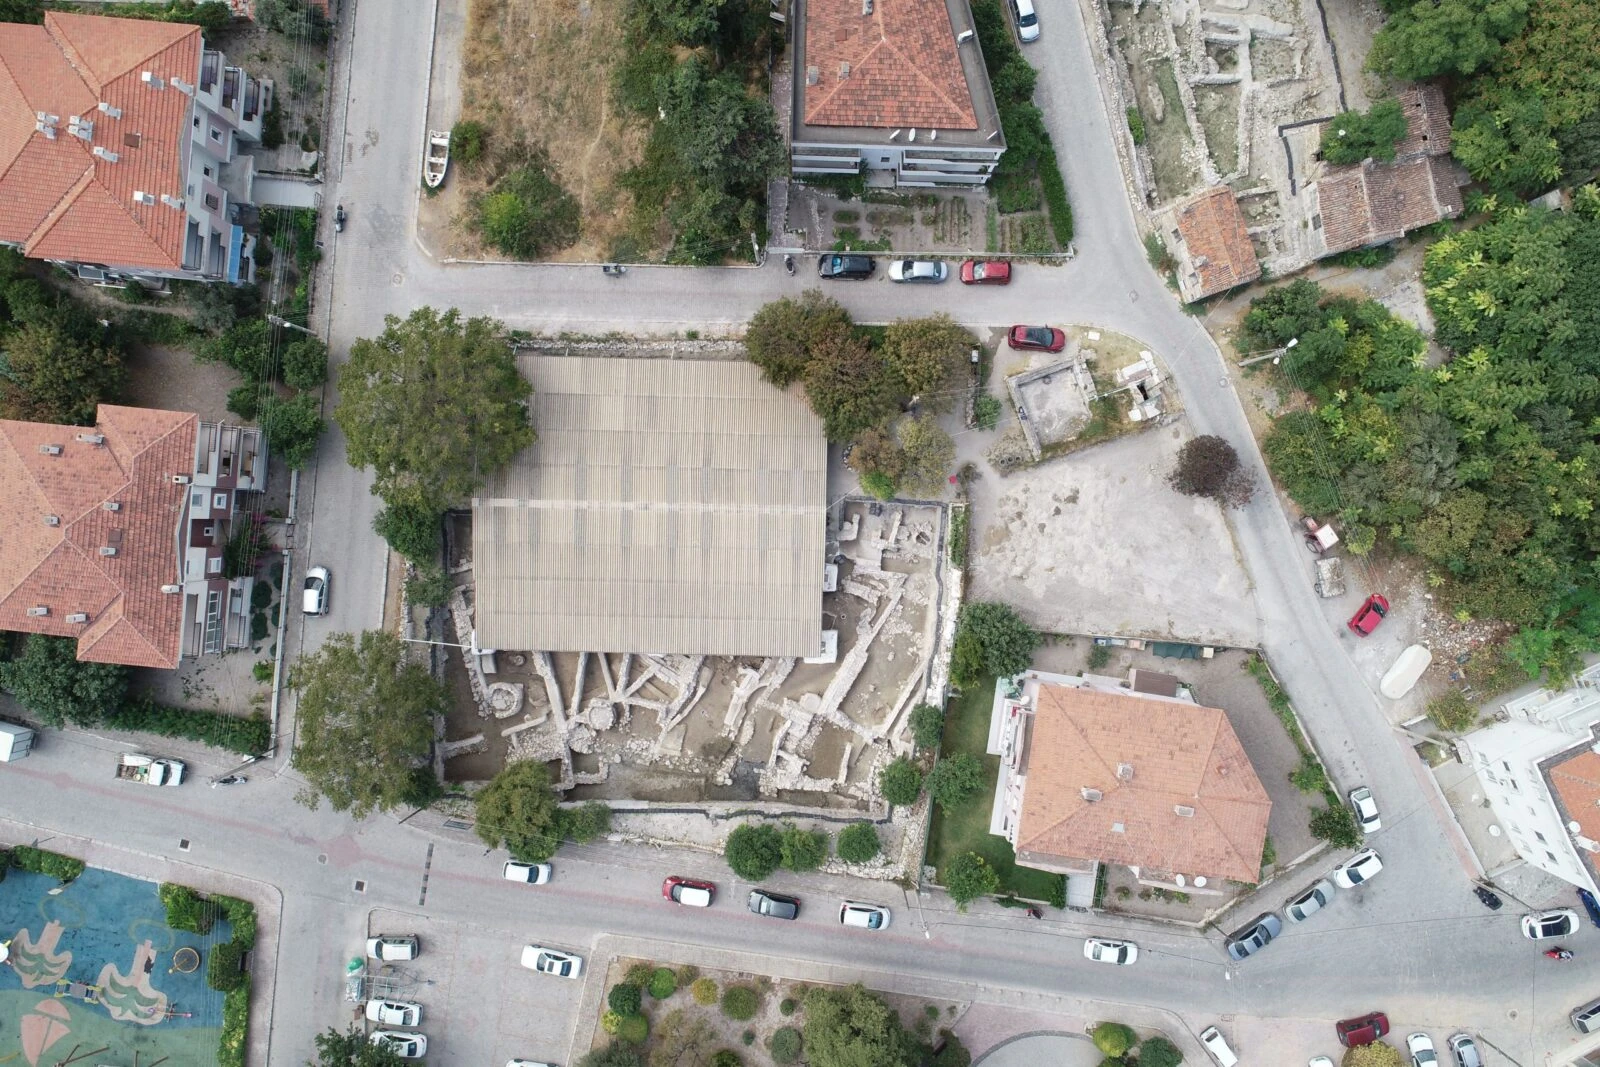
[0,867,224,1066]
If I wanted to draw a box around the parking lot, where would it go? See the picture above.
[363,907,583,1065]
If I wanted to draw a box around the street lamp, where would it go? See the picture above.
[1237,337,1296,367]
[265,313,318,338]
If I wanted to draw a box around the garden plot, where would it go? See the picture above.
[1109,2,1200,204]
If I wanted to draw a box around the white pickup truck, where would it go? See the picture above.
[114,752,186,786]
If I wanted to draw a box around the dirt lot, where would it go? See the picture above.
[419,0,647,262]
[967,421,1260,647]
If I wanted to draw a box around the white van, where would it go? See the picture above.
[1011,0,1040,41]
[1199,1025,1239,1067]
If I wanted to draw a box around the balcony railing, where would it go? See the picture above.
[241,80,260,122]
[221,69,240,112]
[200,51,220,93]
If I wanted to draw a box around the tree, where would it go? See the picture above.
[724,823,782,879]
[950,601,1040,687]
[649,1009,716,1067]
[1427,690,1478,732]
[802,329,905,442]
[0,320,125,425]
[474,156,582,259]
[779,823,828,871]
[290,630,443,818]
[580,1043,646,1067]
[878,756,923,806]
[1091,1023,1136,1057]
[942,852,999,911]
[283,336,329,390]
[880,315,973,406]
[259,392,324,470]
[0,0,43,23]
[1136,1036,1184,1067]
[745,291,854,389]
[1343,1044,1405,1067]
[908,703,944,750]
[896,416,955,497]
[475,760,565,862]
[836,822,880,863]
[1170,434,1255,506]
[632,0,728,46]
[373,501,443,563]
[610,984,644,1015]
[1309,802,1363,848]
[925,753,984,811]
[337,307,534,512]
[860,470,897,501]
[1367,0,1528,79]
[198,318,275,381]
[802,984,919,1067]
[311,1025,409,1066]
[0,634,128,728]
[1319,99,1410,164]
[658,59,786,197]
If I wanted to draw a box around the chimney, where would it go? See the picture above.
[99,546,118,557]
[34,120,56,140]
[141,71,166,90]
[839,62,850,79]
[1080,787,1102,802]
[161,194,185,210]
[97,101,123,119]
[160,584,181,594]
[171,77,194,95]
[92,146,119,163]
[133,191,156,206]
[69,120,93,141]
[102,501,121,512]
[42,515,59,527]
[806,66,819,86]
[1116,763,1134,781]
[1174,805,1195,817]
[37,445,61,456]
[66,613,88,624]
[25,606,48,617]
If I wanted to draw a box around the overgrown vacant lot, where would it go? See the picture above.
[445,0,645,262]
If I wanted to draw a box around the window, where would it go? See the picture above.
[1548,851,1560,864]
[203,165,213,178]
[207,556,222,574]
[213,493,228,510]
[204,193,219,210]
[1503,761,1512,772]
[193,116,200,128]
[209,128,222,142]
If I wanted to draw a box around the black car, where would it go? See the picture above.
[1225,912,1283,961]
[748,889,800,920]
[818,254,875,279]
[1580,888,1600,928]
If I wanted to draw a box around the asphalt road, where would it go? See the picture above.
[217,0,1595,1058]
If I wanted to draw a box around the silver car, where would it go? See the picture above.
[1447,1034,1482,1067]
[1349,786,1381,832]
[1286,879,1336,923]
[887,259,948,283]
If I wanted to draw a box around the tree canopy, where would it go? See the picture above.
[896,417,955,497]
[1366,0,1528,79]
[310,1026,410,1066]
[880,314,974,406]
[0,320,126,425]
[1319,99,1410,164]
[290,630,444,818]
[745,290,854,389]
[803,984,920,1067]
[336,307,534,512]
[474,759,564,862]
[941,852,999,911]
[1250,203,1600,682]
[724,822,783,879]
[0,634,128,728]
[950,601,1040,687]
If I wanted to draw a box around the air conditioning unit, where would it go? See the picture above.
[171,474,191,485]
[25,606,48,617]
[66,613,88,624]
[37,445,61,456]
[42,515,59,527]
[160,584,181,594]
[98,546,117,557]
[102,501,121,512]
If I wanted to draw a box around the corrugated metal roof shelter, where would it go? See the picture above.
[471,356,827,657]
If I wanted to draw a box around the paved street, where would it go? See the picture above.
[84,0,1589,1060]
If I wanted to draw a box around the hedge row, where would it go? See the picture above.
[161,881,256,1066]
[1038,146,1074,246]
[10,846,85,882]
[104,696,269,756]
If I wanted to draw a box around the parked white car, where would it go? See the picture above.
[503,861,552,884]
[302,565,330,615]
[520,945,583,979]
[839,901,892,930]
[365,1000,422,1026]
[1349,786,1382,832]
[1082,937,1138,965]
[1407,1033,1438,1067]
[370,1032,427,1059]
[1332,848,1384,889]
[366,935,419,961]
[1199,1025,1239,1067]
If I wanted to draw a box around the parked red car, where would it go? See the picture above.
[1347,593,1390,636]
[662,876,716,906]
[1336,1012,1390,1047]
[960,260,1012,285]
[1008,325,1066,352]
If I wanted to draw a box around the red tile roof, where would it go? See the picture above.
[0,13,200,271]
[0,404,197,668]
[1393,84,1451,159]
[1016,685,1272,882]
[802,0,977,130]
[1551,749,1600,844]
[1174,186,1260,300]
[1318,156,1462,254]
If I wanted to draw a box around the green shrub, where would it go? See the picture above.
[624,962,655,987]
[879,755,923,805]
[1290,753,1328,793]
[207,939,248,992]
[769,1026,803,1064]
[1092,1022,1137,1057]
[721,985,759,1020]
[473,153,581,259]
[926,752,984,811]
[1047,874,1067,910]
[909,703,945,750]
[215,894,257,947]
[994,172,1041,214]
[1428,690,1478,732]
[218,981,249,1067]
[711,1053,741,1067]
[12,846,85,883]
[1039,147,1073,245]
[226,384,260,421]
[1310,800,1363,848]
[1137,1035,1183,1067]
[252,660,273,683]
[373,502,443,564]
[103,696,269,755]
[159,882,216,933]
[724,823,783,880]
[618,1013,649,1044]
[601,1011,623,1035]
[691,977,719,1004]
[451,119,490,167]
[1127,107,1147,145]
[779,997,798,1015]
[676,964,699,986]
[974,392,1001,430]
[741,1030,756,1046]
[609,984,643,1015]
[861,469,898,500]
[836,822,881,863]
[648,967,677,998]
[779,823,828,872]
[559,801,612,843]
[282,336,328,390]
